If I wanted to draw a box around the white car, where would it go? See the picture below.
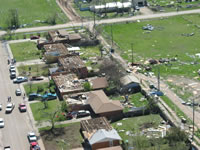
[13,76,28,83]
[0,103,2,110]
[15,89,22,96]
[9,65,15,71]
[27,132,37,142]
[0,118,5,128]
[6,103,15,113]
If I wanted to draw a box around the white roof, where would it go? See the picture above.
[7,103,12,107]
[89,129,121,145]
[120,75,139,86]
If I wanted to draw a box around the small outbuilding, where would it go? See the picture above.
[120,75,141,93]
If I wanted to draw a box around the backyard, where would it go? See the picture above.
[17,63,57,77]
[30,99,60,121]
[112,114,163,141]
[23,81,56,95]
[80,46,101,71]
[0,0,67,29]
[101,14,200,79]
[110,92,148,111]
[40,122,83,150]
[10,41,41,61]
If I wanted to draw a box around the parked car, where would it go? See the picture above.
[149,91,164,96]
[15,89,22,96]
[19,103,27,112]
[76,110,90,118]
[27,132,37,142]
[0,118,5,128]
[13,76,28,83]
[0,103,2,110]
[66,111,78,120]
[10,72,16,79]
[28,93,42,101]
[42,93,57,100]
[30,142,40,150]
[30,76,43,81]
[4,146,11,150]
[9,65,15,72]
[30,36,40,40]
[5,103,15,113]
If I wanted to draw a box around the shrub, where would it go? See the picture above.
[83,82,92,91]
[37,86,43,93]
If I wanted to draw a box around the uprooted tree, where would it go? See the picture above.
[99,58,126,89]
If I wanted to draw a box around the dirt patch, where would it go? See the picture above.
[166,75,200,102]
[40,123,83,150]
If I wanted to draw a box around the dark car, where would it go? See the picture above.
[30,76,43,81]
[30,36,40,40]
[29,93,42,101]
[76,110,90,118]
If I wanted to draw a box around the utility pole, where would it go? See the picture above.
[131,43,133,65]
[192,98,195,141]
[157,66,160,91]
[93,10,96,35]
[111,24,113,49]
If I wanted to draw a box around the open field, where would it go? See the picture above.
[10,42,41,61]
[30,100,60,121]
[148,0,200,12]
[40,122,83,150]
[102,14,200,78]
[0,0,67,29]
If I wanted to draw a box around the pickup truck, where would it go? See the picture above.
[30,76,43,81]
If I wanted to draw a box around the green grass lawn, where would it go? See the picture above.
[24,82,56,95]
[112,114,163,141]
[102,14,200,78]
[40,122,83,150]
[17,64,56,77]
[30,100,60,121]
[0,0,67,29]
[10,42,41,61]
[161,96,192,124]
[110,92,148,107]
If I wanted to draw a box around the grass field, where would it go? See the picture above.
[30,100,60,121]
[40,122,83,150]
[102,14,200,78]
[0,0,67,29]
[112,114,163,141]
[10,42,41,61]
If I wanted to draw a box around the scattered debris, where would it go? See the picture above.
[142,24,154,31]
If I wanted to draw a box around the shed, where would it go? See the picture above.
[120,75,141,93]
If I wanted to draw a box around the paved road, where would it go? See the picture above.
[0,41,35,149]
[1,8,200,36]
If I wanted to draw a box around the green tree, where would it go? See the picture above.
[6,9,20,29]
[165,127,189,146]
[46,13,57,25]
[61,101,68,112]
[83,82,92,91]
